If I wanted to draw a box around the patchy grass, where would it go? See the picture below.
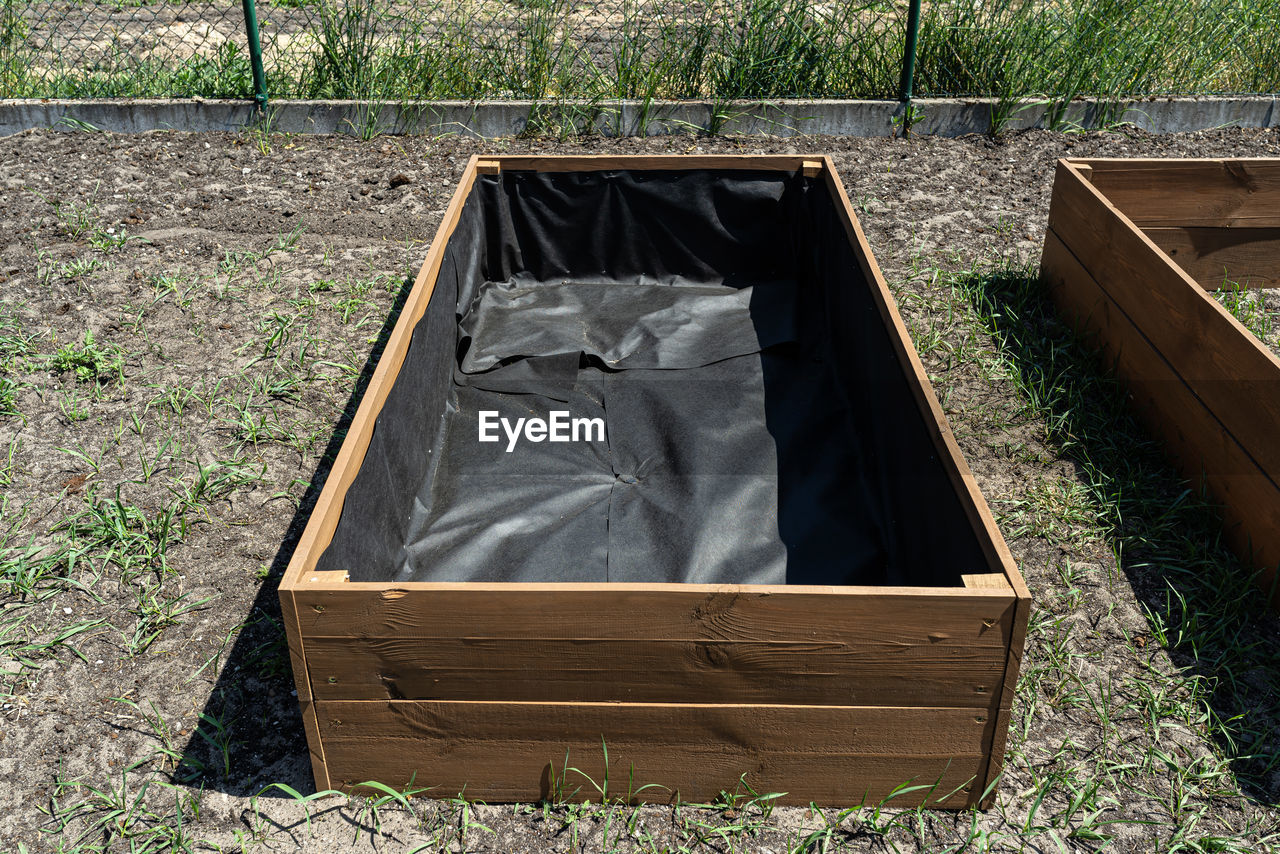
[2,129,1279,852]
[890,254,1280,851]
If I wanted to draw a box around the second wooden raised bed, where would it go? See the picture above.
[1041,157,1280,606]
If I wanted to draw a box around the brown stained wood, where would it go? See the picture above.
[1040,228,1280,603]
[1048,161,1280,489]
[962,573,1010,590]
[304,635,1006,706]
[820,158,1031,607]
[1077,158,1280,227]
[475,160,501,174]
[297,699,332,791]
[488,155,819,173]
[1142,226,1280,289]
[977,592,1030,808]
[316,700,992,806]
[278,589,311,703]
[304,570,349,584]
[279,590,332,788]
[293,587,1016,646]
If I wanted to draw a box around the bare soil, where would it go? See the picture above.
[2,125,1279,852]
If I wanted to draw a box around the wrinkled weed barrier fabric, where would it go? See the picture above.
[319,169,988,586]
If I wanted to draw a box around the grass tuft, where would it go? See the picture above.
[48,331,126,387]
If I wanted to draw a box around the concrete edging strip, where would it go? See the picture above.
[0,96,1276,138]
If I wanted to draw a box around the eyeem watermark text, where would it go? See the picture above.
[478,411,605,452]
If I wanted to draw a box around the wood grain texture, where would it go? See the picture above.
[962,573,1010,589]
[1142,226,1280,289]
[1041,226,1280,602]
[304,634,1007,706]
[279,589,332,788]
[316,700,993,807]
[303,570,349,584]
[977,592,1031,808]
[292,587,1016,645]
[1048,160,1280,487]
[1077,158,1280,227]
[489,154,820,172]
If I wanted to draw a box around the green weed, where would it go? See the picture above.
[1213,280,1276,348]
[48,331,126,386]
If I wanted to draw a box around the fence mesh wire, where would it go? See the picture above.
[2,0,1279,102]
[4,1,251,97]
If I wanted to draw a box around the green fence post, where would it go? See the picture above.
[242,0,268,111]
[898,0,922,103]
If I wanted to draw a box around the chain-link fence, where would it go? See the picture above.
[2,0,1279,103]
[2,0,252,97]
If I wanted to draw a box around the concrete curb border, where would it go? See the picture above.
[1,96,1277,138]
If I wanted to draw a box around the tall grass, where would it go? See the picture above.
[917,0,1280,125]
[2,0,1279,101]
[271,0,1280,101]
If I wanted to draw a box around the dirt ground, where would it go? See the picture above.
[2,125,1280,853]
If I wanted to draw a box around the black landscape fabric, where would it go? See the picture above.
[317,168,990,586]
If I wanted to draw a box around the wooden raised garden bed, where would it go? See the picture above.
[1041,157,1280,607]
[279,155,1031,808]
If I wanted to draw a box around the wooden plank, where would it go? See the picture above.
[976,592,1030,808]
[820,158,1031,606]
[1141,226,1280,289]
[280,156,482,591]
[304,635,1006,706]
[962,573,1010,590]
[1076,158,1280,227]
[490,155,818,173]
[315,700,993,807]
[278,590,312,703]
[278,590,331,789]
[297,699,331,792]
[1040,227,1280,603]
[293,588,1016,646]
[303,570,349,584]
[1048,160,1280,489]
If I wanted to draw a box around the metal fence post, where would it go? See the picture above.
[898,0,922,103]
[242,0,268,111]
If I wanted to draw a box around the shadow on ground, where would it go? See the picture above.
[173,273,418,800]
[957,264,1280,804]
